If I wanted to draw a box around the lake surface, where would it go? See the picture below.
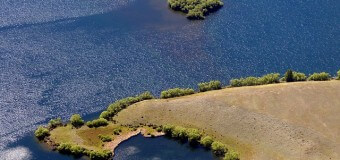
[113,134,218,160]
[0,0,339,159]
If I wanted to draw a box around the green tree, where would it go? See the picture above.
[70,114,84,128]
[285,69,294,82]
[48,117,62,129]
[224,150,240,160]
[337,70,340,80]
[211,141,227,156]
[200,136,214,147]
[186,128,201,144]
[34,126,50,140]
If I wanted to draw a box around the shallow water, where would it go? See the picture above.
[114,134,218,160]
[0,0,339,159]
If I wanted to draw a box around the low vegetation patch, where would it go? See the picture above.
[34,126,50,140]
[48,118,63,129]
[308,72,331,81]
[160,88,195,99]
[86,118,109,128]
[282,69,307,82]
[230,73,280,87]
[70,114,84,128]
[56,142,112,160]
[98,134,112,142]
[168,0,224,19]
[198,80,222,92]
[336,70,340,80]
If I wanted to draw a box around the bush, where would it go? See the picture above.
[308,72,331,81]
[162,124,175,136]
[186,128,201,144]
[337,70,340,80]
[198,80,222,92]
[88,150,112,160]
[98,134,112,142]
[230,73,280,87]
[282,70,307,82]
[200,136,214,148]
[48,118,62,129]
[171,126,187,140]
[100,91,154,120]
[70,114,84,128]
[56,143,73,154]
[211,141,227,156]
[113,128,122,135]
[86,118,108,128]
[168,0,224,20]
[70,145,86,156]
[160,88,195,99]
[224,150,240,160]
[34,126,50,140]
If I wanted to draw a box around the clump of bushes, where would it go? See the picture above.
[168,0,224,20]
[200,136,214,147]
[336,70,340,80]
[282,70,307,82]
[211,141,227,156]
[86,118,108,128]
[34,126,50,140]
[70,114,84,128]
[87,150,112,160]
[230,73,280,87]
[224,150,240,160]
[307,72,331,81]
[160,88,195,99]
[57,143,112,160]
[98,134,112,142]
[100,91,154,120]
[186,128,201,144]
[48,118,63,129]
[198,80,222,92]
[113,128,122,135]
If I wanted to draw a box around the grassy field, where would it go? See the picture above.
[115,81,340,160]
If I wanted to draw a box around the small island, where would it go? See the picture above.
[35,69,340,160]
[168,0,224,19]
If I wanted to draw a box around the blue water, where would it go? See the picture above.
[0,0,339,159]
[114,134,218,160]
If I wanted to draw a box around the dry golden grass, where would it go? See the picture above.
[115,81,340,160]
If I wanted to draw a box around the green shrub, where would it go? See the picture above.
[168,0,224,20]
[70,114,84,128]
[98,134,112,142]
[230,73,280,87]
[137,91,155,100]
[186,128,201,144]
[160,88,195,99]
[48,118,62,129]
[284,69,294,82]
[70,145,86,156]
[308,72,331,81]
[171,126,187,140]
[88,150,112,160]
[86,118,108,128]
[337,70,340,80]
[34,126,50,140]
[56,143,73,154]
[224,150,240,160]
[99,111,110,120]
[198,80,222,92]
[200,136,214,148]
[113,128,122,135]
[162,124,175,136]
[282,70,307,82]
[211,141,227,156]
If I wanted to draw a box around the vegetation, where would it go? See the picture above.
[337,70,340,80]
[86,118,109,128]
[70,114,84,128]
[48,118,62,129]
[308,72,331,81]
[34,126,50,140]
[282,70,307,82]
[200,136,214,147]
[113,128,122,135]
[160,88,195,99]
[230,73,280,87]
[100,91,154,120]
[284,69,294,82]
[98,134,112,142]
[224,150,240,160]
[87,150,112,160]
[56,142,111,160]
[186,128,201,144]
[168,0,224,19]
[211,141,227,156]
[198,80,222,92]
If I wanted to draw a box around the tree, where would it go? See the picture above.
[48,118,62,129]
[200,136,214,147]
[337,70,340,80]
[224,150,240,160]
[70,114,84,128]
[211,141,227,156]
[285,69,294,82]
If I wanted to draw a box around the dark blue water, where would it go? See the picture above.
[0,0,339,159]
[114,134,218,160]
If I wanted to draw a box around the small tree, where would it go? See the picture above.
[70,114,84,128]
[211,141,227,156]
[224,150,240,160]
[48,118,62,129]
[337,70,340,80]
[34,126,50,140]
[200,136,214,148]
[285,69,294,82]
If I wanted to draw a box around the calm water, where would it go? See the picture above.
[114,134,218,160]
[0,0,339,159]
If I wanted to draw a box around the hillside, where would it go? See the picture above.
[115,81,340,160]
